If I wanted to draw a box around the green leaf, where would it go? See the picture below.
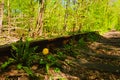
[17,64,23,69]
[1,58,14,69]
[54,67,60,73]
[23,66,34,76]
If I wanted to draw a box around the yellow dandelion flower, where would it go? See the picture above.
[42,48,49,55]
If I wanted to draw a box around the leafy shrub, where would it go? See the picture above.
[11,38,38,66]
[0,38,38,78]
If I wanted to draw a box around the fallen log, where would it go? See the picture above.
[0,32,101,56]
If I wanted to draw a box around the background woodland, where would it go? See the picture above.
[0,0,120,39]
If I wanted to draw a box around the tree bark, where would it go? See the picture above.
[36,0,44,36]
[63,0,70,31]
[72,0,77,32]
[7,0,11,34]
[0,1,4,33]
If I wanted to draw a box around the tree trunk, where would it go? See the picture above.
[63,0,70,32]
[7,0,11,34]
[72,0,77,33]
[36,0,44,36]
[0,1,4,33]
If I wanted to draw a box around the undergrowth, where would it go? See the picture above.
[0,35,92,79]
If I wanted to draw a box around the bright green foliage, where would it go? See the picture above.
[113,0,120,30]
[44,0,65,33]
[54,67,61,73]
[78,0,119,33]
[3,0,39,29]
[0,58,15,70]
[2,0,120,35]
[17,63,23,69]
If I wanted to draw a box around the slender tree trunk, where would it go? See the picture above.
[63,0,70,32]
[36,0,44,36]
[7,0,11,34]
[63,8,68,31]
[0,1,4,33]
[72,0,77,32]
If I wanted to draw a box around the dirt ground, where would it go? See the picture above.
[0,31,120,80]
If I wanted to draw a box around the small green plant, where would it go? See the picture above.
[56,51,66,61]
[63,44,78,57]
[23,66,35,78]
[87,32,100,42]
[54,67,60,73]
[11,38,38,66]
[1,38,38,78]
[39,54,58,74]
[78,38,86,48]
[0,58,15,70]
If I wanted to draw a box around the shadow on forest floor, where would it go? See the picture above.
[55,30,120,79]
[0,31,120,79]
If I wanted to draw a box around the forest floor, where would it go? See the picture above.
[0,30,120,80]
